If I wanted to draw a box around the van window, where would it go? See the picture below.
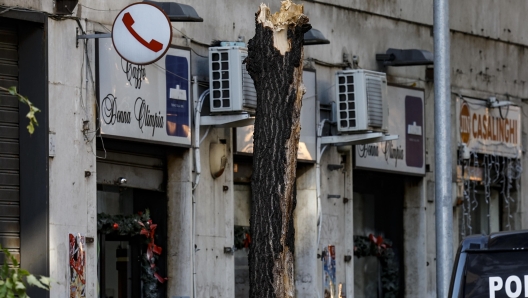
[464,250,528,298]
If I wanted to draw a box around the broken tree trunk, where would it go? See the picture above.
[245,1,310,297]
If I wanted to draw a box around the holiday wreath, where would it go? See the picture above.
[97,209,166,298]
[354,234,399,298]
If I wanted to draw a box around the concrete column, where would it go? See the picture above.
[167,150,193,297]
[318,148,352,297]
[344,149,354,298]
[294,164,318,297]
[193,128,234,297]
[403,177,427,297]
[47,18,98,298]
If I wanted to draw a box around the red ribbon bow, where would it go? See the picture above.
[138,219,167,283]
[369,234,390,254]
[243,233,251,248]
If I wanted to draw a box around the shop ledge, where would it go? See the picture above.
[200,113,255,127]
[320,132,398,146]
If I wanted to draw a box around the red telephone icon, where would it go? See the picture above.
[122,12,163,52]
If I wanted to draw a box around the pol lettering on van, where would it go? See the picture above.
[489,275,528,298]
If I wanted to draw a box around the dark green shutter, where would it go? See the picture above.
[0,22,20,264]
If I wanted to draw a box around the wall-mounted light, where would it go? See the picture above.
[210,143,227,179]
[115,177,127,185]
[143,0,203,22]
[487,96,513,108]
[77,1,203,46]
[376,48,433,66]
[304,28,330,46]
[459,143,470,160]
[55,0,78,15]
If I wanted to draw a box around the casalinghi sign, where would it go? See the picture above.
[457,97,521,158]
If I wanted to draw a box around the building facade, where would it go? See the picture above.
[1,0,528,297]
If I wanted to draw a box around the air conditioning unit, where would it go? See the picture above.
[334,69,388,133]
[209,46,257,114]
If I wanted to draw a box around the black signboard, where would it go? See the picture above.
[464,251,528,298]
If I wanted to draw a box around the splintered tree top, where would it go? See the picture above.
[256,0,309,55]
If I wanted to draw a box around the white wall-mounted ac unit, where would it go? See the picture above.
[334,69,388,133]
[209,46,257,114]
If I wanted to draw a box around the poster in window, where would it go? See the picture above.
[323,245,336,298]
[69,233,86,298]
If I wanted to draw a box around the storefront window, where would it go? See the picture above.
[97,185,167,298]
[458,154,521,240]
[459,188,500,237]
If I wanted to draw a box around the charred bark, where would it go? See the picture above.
[245,1,310,297]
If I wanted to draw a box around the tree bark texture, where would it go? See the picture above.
[245,1,310,297]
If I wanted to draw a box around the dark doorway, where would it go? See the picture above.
[353,170,405,298]
[0,14,49,298]
[97,186,167,298]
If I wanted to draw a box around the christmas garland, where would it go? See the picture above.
[97,209,167,298]
[354,234,399,298]
[234,226,251,250]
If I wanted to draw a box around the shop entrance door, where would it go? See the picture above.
[353,170,404,298]
[97,185,167,298]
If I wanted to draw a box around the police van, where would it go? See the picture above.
[449,230,528,298]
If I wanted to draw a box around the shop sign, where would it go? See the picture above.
[98,38,190,146]
[456,97,521,158]
[355,86,425,175]
[234,70,317,161]
[112,2,172,65]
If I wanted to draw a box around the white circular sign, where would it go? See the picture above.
[112,2,172,65]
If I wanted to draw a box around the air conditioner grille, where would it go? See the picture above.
[334,69,387,133]
[211,52,231,109]
[242,61,257,109]
[366,78,383,128]
[337,74,357,129]
[209,47,257,113]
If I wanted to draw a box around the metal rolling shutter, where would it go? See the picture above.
[0,22,20,263]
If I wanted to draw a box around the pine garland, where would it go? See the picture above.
[354,235,399,298]
[98,209,166,298]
